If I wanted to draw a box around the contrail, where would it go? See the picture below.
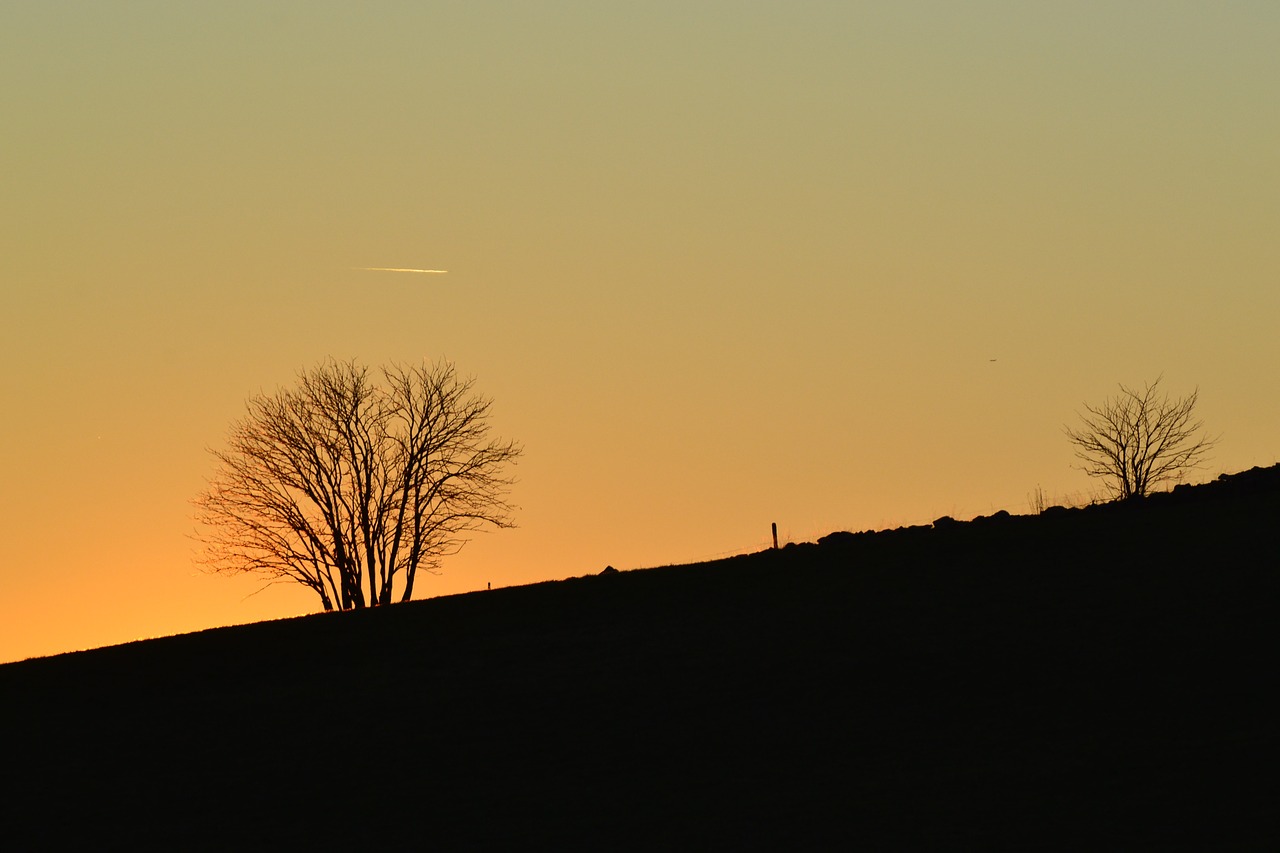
[354,267,449,274]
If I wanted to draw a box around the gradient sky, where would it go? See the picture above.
[3,2,1277,663]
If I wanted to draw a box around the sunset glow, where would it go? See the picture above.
[3,2,1277,663]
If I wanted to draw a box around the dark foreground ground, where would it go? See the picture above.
[3,468,1278,849]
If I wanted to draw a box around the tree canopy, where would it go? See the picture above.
[194,358,521,609]
[1065,376,1216,501]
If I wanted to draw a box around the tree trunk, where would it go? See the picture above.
[401,565,416,602]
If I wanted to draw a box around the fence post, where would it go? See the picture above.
[772,522,778,550]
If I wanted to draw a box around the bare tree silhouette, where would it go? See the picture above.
[194,358,521,609]
[1065,376,1216,501]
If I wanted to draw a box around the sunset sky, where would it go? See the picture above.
[3,2,1277,663]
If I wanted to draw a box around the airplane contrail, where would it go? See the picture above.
[354,267,449,274]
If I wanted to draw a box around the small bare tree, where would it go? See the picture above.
[194,358,521,610]
[1065,376,1216,501]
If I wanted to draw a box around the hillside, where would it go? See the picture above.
[3,466,1279,849]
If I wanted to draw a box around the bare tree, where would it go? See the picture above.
[194,358,521,610]
[1064,376,1216,501]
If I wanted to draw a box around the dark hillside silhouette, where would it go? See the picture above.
[3,466,1278,848]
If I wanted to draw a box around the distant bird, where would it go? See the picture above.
[354,267,448,274]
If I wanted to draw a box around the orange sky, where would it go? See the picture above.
[3,2,1277,663]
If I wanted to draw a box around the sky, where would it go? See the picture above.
[3,1,1277,663]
